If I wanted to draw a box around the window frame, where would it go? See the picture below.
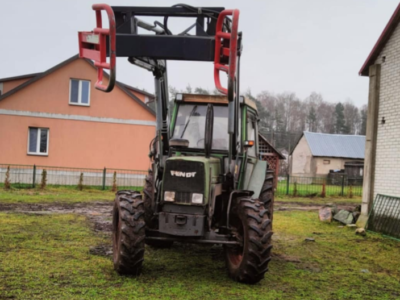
[69,79,91,106]
[27,127,50,156]
[246,112,258,158]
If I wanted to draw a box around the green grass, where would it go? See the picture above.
[0,187,116,204]
[275,195,361,206]
[0,187,360,206]
[0,210,399,299]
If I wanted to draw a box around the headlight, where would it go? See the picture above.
[191,193,203,204]
[164,191,175,202]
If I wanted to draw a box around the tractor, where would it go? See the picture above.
[78,3,274,284]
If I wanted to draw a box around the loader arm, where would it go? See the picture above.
[78,4,241,172]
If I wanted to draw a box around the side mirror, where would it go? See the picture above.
[244,140,254,148]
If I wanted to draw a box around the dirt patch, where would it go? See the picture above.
[0,202,113,234]
[273,253,301,263]
[275,202,356,211]
[89,244,113,257]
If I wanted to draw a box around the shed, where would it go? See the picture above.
[290,132,365,178]
[258,134,285,187]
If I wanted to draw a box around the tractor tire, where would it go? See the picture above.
[143,169,156,227]
[260,170,275,225]
[112,190,146,275]
[225,196,273,284]
[143,169,173,248]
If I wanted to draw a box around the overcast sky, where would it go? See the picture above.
[0,0,398,106]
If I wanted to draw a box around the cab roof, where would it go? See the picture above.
[177,93,257,111]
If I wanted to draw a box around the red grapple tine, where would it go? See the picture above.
[78,4,116,92]
[213,9,240,99]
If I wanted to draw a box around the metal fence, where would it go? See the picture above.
[276,175,363,197]
[0,163,362,197]
[0,163,147,191]
[367,194,400,240]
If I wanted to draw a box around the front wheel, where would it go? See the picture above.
[112,190,146,275]
[225,197,273,284]
[143,169,173,248]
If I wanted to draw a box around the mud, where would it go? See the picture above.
[0,201,357,236]
[0,202,114,234]
[274,202,355,212]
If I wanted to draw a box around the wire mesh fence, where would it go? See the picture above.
[367,194,400,240]
[0,163,147,191]
[276,175,363,197]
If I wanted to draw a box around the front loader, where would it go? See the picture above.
[78,4,274,284]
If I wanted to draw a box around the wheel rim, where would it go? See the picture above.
[228,248,244,266]
[228,218,244,266]
[112,204,120,264]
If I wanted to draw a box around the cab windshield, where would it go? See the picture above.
[172,104,229,151]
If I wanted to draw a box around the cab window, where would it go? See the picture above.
[246,116,257,157]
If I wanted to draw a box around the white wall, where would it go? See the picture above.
[291,136,313,176]
[373,22,400,198]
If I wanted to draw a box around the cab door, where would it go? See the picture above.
[242,111,258,189]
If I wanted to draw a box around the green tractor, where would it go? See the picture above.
[79,3,274,284]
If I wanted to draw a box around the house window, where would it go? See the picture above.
[28,127,49,155]
[323,160,330,165]
[70,79,90,106]
[0,82,3,96]
[144,96,149,104]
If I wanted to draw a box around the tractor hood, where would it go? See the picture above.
[162,156,221,205]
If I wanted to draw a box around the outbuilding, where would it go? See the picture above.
[290,132,365,178]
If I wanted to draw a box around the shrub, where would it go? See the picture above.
[112,171,118,192]
[78,173,84,191]
[40,169,47,190]
[4,166,11,190]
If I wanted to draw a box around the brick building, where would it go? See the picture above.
[0,55,156,170]
[359,3,400,222]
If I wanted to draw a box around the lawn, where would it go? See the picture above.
[0,187,116,204]
[0,188,399,299]
[0,187,361,206]
[275,195,361,206]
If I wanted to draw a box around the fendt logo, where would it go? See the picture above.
[170,171,196,178]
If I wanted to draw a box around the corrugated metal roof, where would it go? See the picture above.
[303,132,365,159]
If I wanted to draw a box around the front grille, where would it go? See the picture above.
[175,192,191,204]
[163,160,205,195]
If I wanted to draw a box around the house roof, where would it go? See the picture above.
[0,72,42,82]
[295,132,365,159]
[359,3,400,76]
[117,82,155,99]
[0,54,155,116]
[258,134,285,159]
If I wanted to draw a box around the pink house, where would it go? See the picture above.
[0,55,156,170]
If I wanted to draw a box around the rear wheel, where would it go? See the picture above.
[260,170,274,225]
[112,190,145,275]
[225,195,273,284]
[143,169,173,248]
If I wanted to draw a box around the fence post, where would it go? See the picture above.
[341,175,345,196]
[102,167,106,190]
[286,174,290,195]
[32,165,36,188]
